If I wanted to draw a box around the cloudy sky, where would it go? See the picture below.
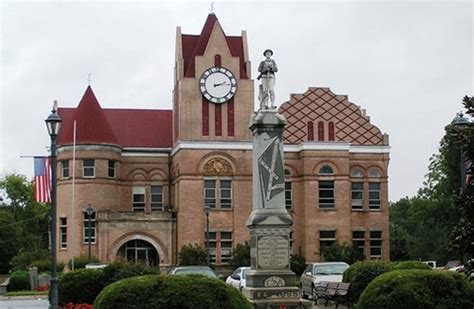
[1,0,472,202]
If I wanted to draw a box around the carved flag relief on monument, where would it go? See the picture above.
[258,136,284,202]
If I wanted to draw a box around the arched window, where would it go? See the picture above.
[328,122,335,141]
[351,168,364,178]
[319,165,334,175]
[117,240,158,266]
[214,54,221,67]
[307,121,314,141]
[368,169,381,178]
[318,121,324,141]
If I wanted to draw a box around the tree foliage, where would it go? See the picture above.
[0,174,51,274]
[317,242,365,264]
[178,244,208,266]
[229,242,250,268]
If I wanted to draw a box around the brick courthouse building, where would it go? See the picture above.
[55,14,390,268]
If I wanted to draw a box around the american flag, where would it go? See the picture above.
[34,157,51,203]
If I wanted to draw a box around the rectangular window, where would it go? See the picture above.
[352,231,365,255]
[132,187,146,212]
[319,181,335,208]
[150,186,163,211]
[285,182,292,210]
[220,231,233,263]
[370,231,382,259]
[108,160,116,178]
[83,159,95,177]
[83,211,96,244]
[61,161,69,178]
[204,180,216,208]
[368,183,381,210]
[220,180,232,209]
[319,230,336,249]
[351,182,364,210]
[205,231,217,263]
[60,217,67,249]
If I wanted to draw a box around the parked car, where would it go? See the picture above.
[422,261,437,269]
[226,266,250,291]
[300,262,349,300]
[444,260,462,269]
[169,266,218,278]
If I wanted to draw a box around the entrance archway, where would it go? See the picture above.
[117,239,159,266]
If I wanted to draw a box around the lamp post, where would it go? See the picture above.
[45,101,62,309]
[453,112,471,192]
[204,204,210,265]
[85,204,94,265]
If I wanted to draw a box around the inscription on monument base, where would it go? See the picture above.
[257,235,289,269]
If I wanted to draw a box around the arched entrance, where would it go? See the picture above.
[117,239,159,266]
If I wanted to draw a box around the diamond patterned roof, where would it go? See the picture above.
[279,87,386,146]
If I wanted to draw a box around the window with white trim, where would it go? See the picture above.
[108,160,116,178]
[206,231,217,263]
[150,186,163,211]
[319,165,334,175]
[83,159,95,177]
[83,211,96,244]
[352,231,365,256]
[132,186,146,212]
[319,181,335,209]
[351,168,364,178]
[351,182,364,210]
[319,230,336,249]
[204,178,232,209]
[60,217,67,249]
[61,161,69,178]
[220,231,233,263]
[368,169,381,178]
[368,183,381,210]
[369,231,382,259]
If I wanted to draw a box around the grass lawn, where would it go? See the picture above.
[4,290,48,297]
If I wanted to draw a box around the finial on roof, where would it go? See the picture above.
[87,73,92,86]
[209,1,215,14]
[53,100,58,113]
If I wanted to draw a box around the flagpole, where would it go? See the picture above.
[71,121,77,270]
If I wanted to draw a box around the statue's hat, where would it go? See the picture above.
[263,49,273,56]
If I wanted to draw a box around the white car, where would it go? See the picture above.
[226,266,250,291]
[300,262,349,300]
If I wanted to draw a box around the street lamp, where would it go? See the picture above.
[85,204,94,265]
[204,204,210,265]
[45,101,62,309]
[453,112,471,191]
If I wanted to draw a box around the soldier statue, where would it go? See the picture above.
[257,49,278,110]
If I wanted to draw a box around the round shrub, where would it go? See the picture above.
[58,269,105,305]
[357,269,474,309]
[58,261,160,305]
[392,260,432,271]
[7,270,30,291]
[342,260,393,304]
[94,275,252,309]
[290,254,306,276]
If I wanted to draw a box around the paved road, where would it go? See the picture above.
[0,297,49,309]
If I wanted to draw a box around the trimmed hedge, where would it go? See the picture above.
[58,261,159,305]
[68,255,101,270]
[392,260,431,271]
[7,270,30,291]
[30,258,65,273]
[357,269,474,309]
[94,275,252,309]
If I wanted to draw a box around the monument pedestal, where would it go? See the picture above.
[243,110,311,309]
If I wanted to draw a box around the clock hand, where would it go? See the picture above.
[214,81,230,87]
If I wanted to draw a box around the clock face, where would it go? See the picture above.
[199,67,238,104]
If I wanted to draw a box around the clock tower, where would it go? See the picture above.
[173,14,254,144]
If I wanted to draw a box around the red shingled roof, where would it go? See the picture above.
[57,87,173,148]
[182,14,248,79]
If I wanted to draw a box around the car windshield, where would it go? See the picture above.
[173,268,217,278]
[314,264,348,275]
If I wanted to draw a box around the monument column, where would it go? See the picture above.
[243,50,310,309]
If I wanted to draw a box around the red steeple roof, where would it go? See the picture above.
[57,86,119,146]
[182,14,248,79]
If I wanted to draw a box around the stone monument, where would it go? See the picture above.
[243,50,311,309]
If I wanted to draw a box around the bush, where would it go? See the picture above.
[229,242,250,268]
[357,269,474,309]
[58,261,160,305]
[7,270,31,291]
[10,249,50,271]
[342,260,393,305]
[68,255,100,270]
[94,275,252,309]
[58,269,105,305]
[179,244,208,266]
[290,254,306,275]
[30,258,65,273]
[392,260,432,271]
[318,242,365,264]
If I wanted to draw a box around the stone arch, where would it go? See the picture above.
[198,152,236,176]
[314,161,338,175]
[350,165,366,178]
[109,232,168,264]
[150,168,167,181]
[127,168,148,181]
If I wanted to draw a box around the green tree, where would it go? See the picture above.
[0,210,22,274]
[178,244,208,266]
[229,242,250,268]
[317,242,365,264]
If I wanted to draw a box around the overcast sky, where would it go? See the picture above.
[1,0,472,202]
